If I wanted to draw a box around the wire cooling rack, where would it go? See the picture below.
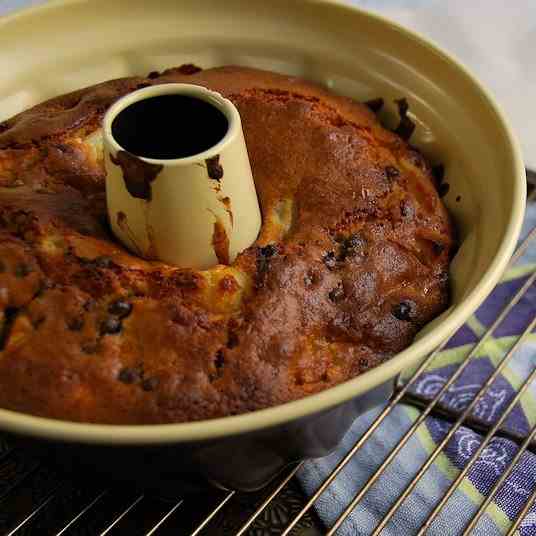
[0,183,535,536]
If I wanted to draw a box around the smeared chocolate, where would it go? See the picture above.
[145,223,159,259]
[116,211,127,226]
[393,98,416,141]
[110,151,163,201]
[364,98,384,113]
[219,196,233,226]
[438,182,450,198]
[176,64,202,75]
[206,155,224,182]
[431,164,445,188]
[212,220,230,265]
[116,211,143,257]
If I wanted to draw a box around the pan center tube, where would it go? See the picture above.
[102,83,262,270]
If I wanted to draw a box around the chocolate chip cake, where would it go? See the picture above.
[0,65,454,424]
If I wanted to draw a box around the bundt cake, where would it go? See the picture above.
[0,65,454,424]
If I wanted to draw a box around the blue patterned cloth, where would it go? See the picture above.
[297,197,536,534]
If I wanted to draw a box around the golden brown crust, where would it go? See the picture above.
[0,65,454,424]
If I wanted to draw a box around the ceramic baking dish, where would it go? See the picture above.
[0,0,526,491]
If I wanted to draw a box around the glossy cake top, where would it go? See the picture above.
[0,65,454,424]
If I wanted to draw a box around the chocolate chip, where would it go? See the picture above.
[328,285,345,303]
[323,251,337,270]
[83,299,95,312]
[431,241,445,256]
[67,317,84,331]
[456,195,461,202]
[215,350,225,369]
[81,343,98,354]
[100,317,122,335]
[142,377,159,391]
[304,271,316,287]
[337,234,365,261]
[118,367,141,384]
[359,358,369,368]
[94,256,113,269]
[227,331,239,349]
[438,182,450,198]
[400,199,415,218]
[392,300,414,321]
[431,164,445,187]
[108,299,133,319]
[256,244,278,286]
[385,166,400,180]
[32,316,45,329]
[147,70,160,79]
[259,244,277,258]
[364,97,384,113]
[15,263,31,278]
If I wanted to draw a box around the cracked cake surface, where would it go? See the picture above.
[0,65,454,424]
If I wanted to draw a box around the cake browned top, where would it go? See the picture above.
[0,65,454,424]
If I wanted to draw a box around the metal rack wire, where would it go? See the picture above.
[1,185,535,535]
